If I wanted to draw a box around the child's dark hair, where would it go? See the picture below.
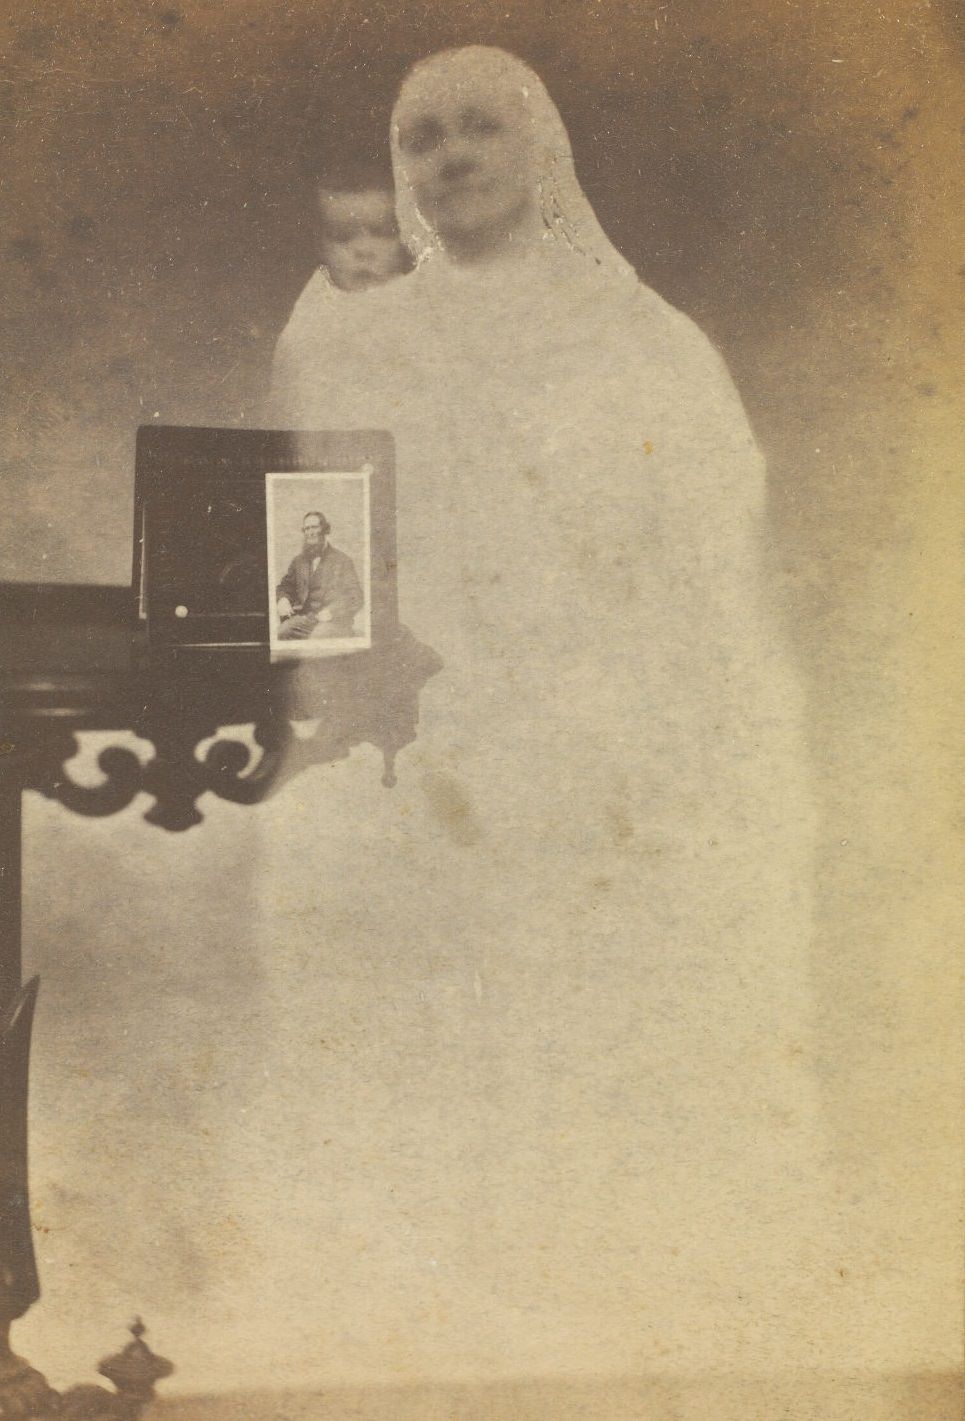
[309,153,396,195]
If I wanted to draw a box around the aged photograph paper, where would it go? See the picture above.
[267,472,371,656]
[1,3,962,1419]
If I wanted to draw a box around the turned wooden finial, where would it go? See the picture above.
[97,1317,174,1408]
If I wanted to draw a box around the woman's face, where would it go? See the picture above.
[395,74,537,253]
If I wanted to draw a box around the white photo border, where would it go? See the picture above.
[266,469,372,659]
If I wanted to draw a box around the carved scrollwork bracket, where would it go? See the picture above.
[28,741,145,822]
[22,719,305,832]
[21,633,442,831]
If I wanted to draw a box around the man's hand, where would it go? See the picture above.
[316,607,333,623]
[277,596,294,620]
[277,613,317,640]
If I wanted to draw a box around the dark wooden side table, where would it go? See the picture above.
[0,581,439,1417]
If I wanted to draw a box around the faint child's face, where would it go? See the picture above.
[316,188,407,291]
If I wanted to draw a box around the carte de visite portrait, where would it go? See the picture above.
[266,471,372,657]
[0,5,961,1421]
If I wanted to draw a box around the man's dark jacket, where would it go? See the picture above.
[276,544,363,635]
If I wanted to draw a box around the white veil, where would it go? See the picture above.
[390,45,638,283]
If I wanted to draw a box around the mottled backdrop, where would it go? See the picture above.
[3,0,962,1411]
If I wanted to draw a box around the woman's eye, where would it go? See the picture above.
[462,111,502,137]
[401,122,442,155]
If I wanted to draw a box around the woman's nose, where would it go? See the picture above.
[438,151,475,181]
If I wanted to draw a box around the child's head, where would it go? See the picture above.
[314,162,408,292]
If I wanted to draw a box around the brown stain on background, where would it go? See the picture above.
[420,770,484,847]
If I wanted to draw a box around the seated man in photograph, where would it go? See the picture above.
[276,511,363,640]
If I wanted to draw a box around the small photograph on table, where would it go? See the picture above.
[266,470,371,657]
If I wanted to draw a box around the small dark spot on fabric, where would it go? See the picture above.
[16,24,53,58]
[159,8,182,25]
[916,382,937,397]
[8,235,42,263]
[421,770,483,847]
[67,214,96,241]
[606,801,634,845]
[576,538,600,573]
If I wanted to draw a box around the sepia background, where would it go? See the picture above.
[2,0,963,1415]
